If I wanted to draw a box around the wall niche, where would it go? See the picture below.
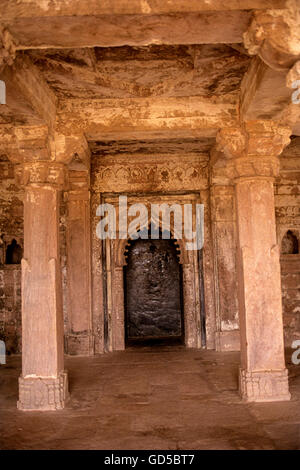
[281,230,299,255]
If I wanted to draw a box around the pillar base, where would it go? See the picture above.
[17,371,69,411]
[239,368,291,402]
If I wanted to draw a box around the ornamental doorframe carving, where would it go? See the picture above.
[94,193,204,351]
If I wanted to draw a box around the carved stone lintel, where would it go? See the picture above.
[18,371,69,411]
[15,162,67,189]
[239,368,291,402]
[93,154,208,193]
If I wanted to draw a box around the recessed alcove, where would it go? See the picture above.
[5,239,22,265]
[124,230,184,347]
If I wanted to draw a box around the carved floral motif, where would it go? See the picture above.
[93,156,208,193]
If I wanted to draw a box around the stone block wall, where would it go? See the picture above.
[0,266,21,353]
[1,137,300,354]
[275,137,300,346]
[210,167,240,351]
[0,156,23,353]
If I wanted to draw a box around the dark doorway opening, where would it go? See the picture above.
[124,233,184,347]
[5,239,22,264]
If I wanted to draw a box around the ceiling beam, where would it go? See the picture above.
[240,56,291,122]
[1,0,286,20]
[5,11,252,50]
[0,55,57,129]
[56,96,238,140]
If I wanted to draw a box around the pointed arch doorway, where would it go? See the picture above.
[124,234,184,346]
[100,195,206,352]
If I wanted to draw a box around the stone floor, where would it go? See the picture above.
[0,346,300,450]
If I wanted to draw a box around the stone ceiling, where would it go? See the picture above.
[0,0,299,162]
[28,45,250,101]
[89,137,215,157]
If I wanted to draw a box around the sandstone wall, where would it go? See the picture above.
[275,137,300,346]
[1,138,300,354]
[0,156,23,353]
[210,166,239,351]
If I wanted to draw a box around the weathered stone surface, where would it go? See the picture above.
[125,237,182,339]
[0,3,300,416]
[0,157,23,354]
[276,137,300,346]
[28,45,249,100]
[17,162,68,410]
[0,27,17,72]
[65,167,94,356]
[244,0,300,70]
[210,182,239,351]
[18,371,68,411]
[92,153,208,193]
[5,12,253,49]
[1,0,286,19]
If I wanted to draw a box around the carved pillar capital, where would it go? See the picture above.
[15,161,68,190]
[217,123,291,181]
[246,123,291,157]
[243,1,300,70]
[227,156,280,180]
[216,127,248,159]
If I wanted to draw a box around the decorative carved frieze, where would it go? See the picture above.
[15,162,67,189]
[92,155,208,193]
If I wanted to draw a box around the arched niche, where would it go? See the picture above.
[124,231,184,343]
[281,230,299,255]
[5,238,23,264]
[106,218,201,351]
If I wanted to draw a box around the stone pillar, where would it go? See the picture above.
[91,191,105,354]
[200,189,217,350]
[218,124,291,402]
[65,169,93,355]
[209,174,239,352]
[16,162,68,411]
[112,266,125,351]
[183,263,198,348]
